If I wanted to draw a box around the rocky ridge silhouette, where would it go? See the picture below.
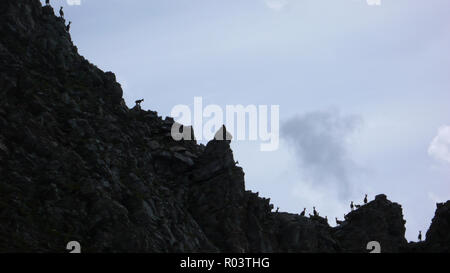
[0,0,448,252]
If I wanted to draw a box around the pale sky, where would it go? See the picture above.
[48,0,450,241]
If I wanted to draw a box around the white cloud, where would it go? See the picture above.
[67,0,81,5]
[428,125,450,164]
[265,0,288,11]
[428,192,445,204]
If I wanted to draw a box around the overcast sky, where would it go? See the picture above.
[48,0,450,241]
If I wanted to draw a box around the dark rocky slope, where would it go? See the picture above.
[0,0,448,253]
[406,201,450,253]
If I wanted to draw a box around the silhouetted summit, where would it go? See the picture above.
[0,0,448,252]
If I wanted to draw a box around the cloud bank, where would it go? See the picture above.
[428,125,450,164]
[281,109,362,199]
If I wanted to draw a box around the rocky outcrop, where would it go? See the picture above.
[407,201,450,253]
[0,0,448,253]
[425,201,450,252]
[332,194,407,252]
[0,0,213,252]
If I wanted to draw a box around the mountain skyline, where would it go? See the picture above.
[50,0,450,241]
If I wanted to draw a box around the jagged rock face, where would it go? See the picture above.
[188,140,248,252]
[332,194,408,252]
[424,201,450,252]
[0,0,448,253]
[273,213,339,252]
[0,0,214,252]
[405,201,450,253]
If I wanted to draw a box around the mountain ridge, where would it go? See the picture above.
[0,0,448,253]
